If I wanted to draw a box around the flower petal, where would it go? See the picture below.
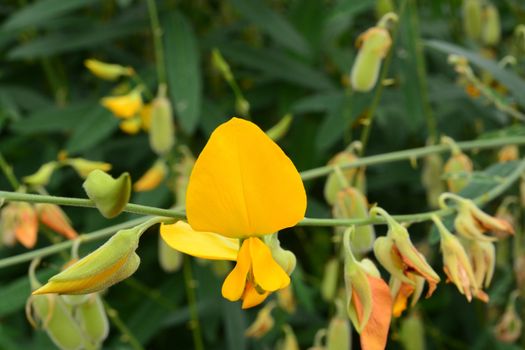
[160,221,239,261]
[222,240,251,301]
[186,118,307,238]
[249,237,290,292]
[354,275,392,350]
[241,282,269,309]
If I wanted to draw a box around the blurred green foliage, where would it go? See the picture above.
[1,0,525,349]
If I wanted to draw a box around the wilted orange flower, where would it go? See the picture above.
[161,118,306,308]
[36,204,78,240]
[1,202,38,248]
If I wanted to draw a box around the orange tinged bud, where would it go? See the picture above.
[277,285,296,314]
[244,302,276,338]
[443,152,473,193]
[324,149,365,205]
[1,202,38,248]
[36,204,78,240]
[497,145,519,162]
[494,292,522,343]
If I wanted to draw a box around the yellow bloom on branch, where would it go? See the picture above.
[101,88,143,119]
[161,117,306,308]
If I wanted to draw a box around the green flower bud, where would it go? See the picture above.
[350,27,392,92]
[324,151,365,206]
[33,227,143,295]
[463,0,482,41]
[264,233,296,275]
[421,153,445,208]
[321,257,340,302]
[158,236,183,273]
[326,300,351,350]
[482,4,501,46]
[149,87,175,156]
[83,169,131,218]
[443,152,472,193]
[22,161,58,186]
[77,294,109,345]
[398,311,426,350]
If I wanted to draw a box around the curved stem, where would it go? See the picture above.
[146,0,166,86]
[183,256,205,350]
[0,152,20,190]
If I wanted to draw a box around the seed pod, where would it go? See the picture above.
[23,161,58,186]
[421,153,445,208]
[84,59,133,81]
[321,257,340,302]
[77,294,109,345]
[149,91,175,156]
[158,236,183,273]
[324,151,365,206]
[134,159,168,192]
[398,311,425,350]
[463,0,482,42]
[333,187,375,255]
[83,170,131,218]
[443,152,473,193]
[326,300,351,350]
[350,27,392,92]
[33,227,143,295]
[65,158,112,179]
[482,4,501,46]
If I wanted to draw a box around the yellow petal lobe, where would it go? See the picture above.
[241,282,269,309]
[249,237,290,292]
[186,117,306,238]
[222,240,251,301]
[160,221,239,261]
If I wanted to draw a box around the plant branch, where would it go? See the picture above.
[146,0,167,85]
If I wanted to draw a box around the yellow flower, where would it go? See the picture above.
[119,117,142,135]
[84,59,134,81]
[133,159,167,192]
[101,88,143,119]
[161,118,306,308]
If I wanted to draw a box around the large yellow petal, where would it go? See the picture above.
[160,221,239,261]
[186,117,307,238]
[249,237,290,292]
[222,240,251,301]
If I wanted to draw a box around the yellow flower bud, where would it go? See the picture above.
[119,117,142,135]
[84,59,133,81]
[324,150,366,205]
[266,114,293,142]
[443,151,473,193]
[140,103,153,130]
[22,161,58,186]
[482,4,501,46]
[149,89,175,156]
[277,325,299,350]
[244,302,276,339]
[33,226,143,295]
[158,237,183,273]
[64,157,112,179]
[101,88,143,119]
[469,240,495,289]
[134,159,167,192]
[463,0,482,41]
[333,187,375,255]
[321,257,340,302]
[326,300,351,350]
[83,170,131,218]
[350,27,392,92]
[497,145,519,162]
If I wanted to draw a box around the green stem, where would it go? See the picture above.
[146,0,167,86]
[183,256,205,350]
[0,152,20,190]
[359,0,406,155]
[104,301,144,350]
[300,135,525,180]
[0,191,185,218]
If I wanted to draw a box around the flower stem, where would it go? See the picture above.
[0,152,20,190]
[300,135,525,180]
[183,256,205,350]
[146,0,167,86]
[104,300,145,350]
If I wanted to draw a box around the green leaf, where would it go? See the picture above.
[230,0,311,57]
[291,92,344,114]
[219,42,334,91]
[221,300,246,350]
[66,106,119,153]
[425,40,525,107]
[163,11,202,135]
[1,0,99,32]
